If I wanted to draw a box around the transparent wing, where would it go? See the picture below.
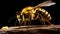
[43,2,56,6]
[40,1,56,6]
[34,1,56,8]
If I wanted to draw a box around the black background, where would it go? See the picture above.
[0,0,60,28]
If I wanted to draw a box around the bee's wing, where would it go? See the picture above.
[41,1,56,6]
[40,1,56,7]
[34,1,56,8]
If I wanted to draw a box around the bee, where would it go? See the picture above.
[17,0,56,25]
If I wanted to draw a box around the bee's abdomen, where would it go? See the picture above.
[37,8,52,20]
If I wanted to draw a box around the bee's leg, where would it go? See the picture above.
[29,16,31,25]
[28,20,31,26]
[21,21,25,25]
[29,21,31,25]
[42,20,46,25]
[35,14,39,20]
[23,20,27,26]
[45,20,52,25]
[26,18,30,26]
[39,14,46,25]
[24,21,26,26]
[36,13,42,24]
[22,15,26,26]
[19,21,22,26]
[40,18,46,25]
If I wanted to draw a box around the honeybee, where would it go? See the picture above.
[16,0,56,25]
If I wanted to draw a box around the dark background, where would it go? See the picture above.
[0,0,60,28]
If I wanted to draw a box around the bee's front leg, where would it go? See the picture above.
[22,15,26,25]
